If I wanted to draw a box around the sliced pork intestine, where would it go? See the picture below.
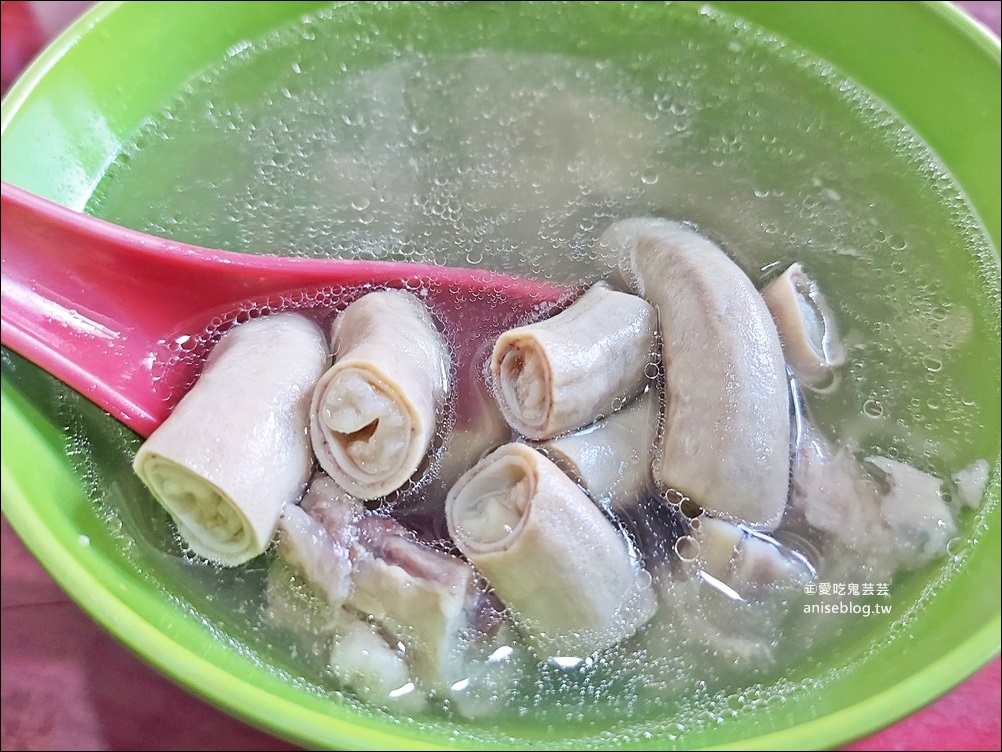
[638,563,783,669]
[298,472,364,547]
[599,218,790,529]
[275,473,508,694]
[789,417,956,580]
[953,459,990,510]
[762,262,845,392]
[277,473,362,610]
[348,515,478,689]
[446,442,657,658]
[278,504,356,610]
[329,614,428,713]
[490,282,657,440]
[134,313,329,566]
[311,289,450,500]
[264,559,427,712]
[539,388,658,512]
[692,516,816,597]
[268,554,521,719]
[624,511,816,671]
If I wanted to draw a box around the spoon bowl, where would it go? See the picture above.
[0,180,570,436]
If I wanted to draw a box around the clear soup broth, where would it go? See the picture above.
[28,0,999,745]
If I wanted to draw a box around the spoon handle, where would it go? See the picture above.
[1,181,569,436]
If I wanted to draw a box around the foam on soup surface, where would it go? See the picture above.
[62,1,1000,745]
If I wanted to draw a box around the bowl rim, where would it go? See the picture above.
[1,1,1000,749]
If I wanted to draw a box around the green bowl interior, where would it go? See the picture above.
[1,2,999,749]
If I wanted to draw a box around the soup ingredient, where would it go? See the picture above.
[329,615,427,713]
[348,513,477,688]
[640,513,815,668]
[423,370,514,512]
[446,442,657,658]
[133,313,329,565]
[954,459,990,509]
[693,516,815,594]
[278,473,362,609]
[599,217,789,530]
[266,555,431,712]
[540,388,658,512]
[762,262,845,392]
[311,289,450,499]
[274,472,520,712]
[790,414,957,579]
[490,282,657,440]
[644,558,792,668]
[866,456,954,565]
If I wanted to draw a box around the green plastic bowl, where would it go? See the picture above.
[2,2,999,749]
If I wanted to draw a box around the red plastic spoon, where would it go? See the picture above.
[0,181,573,437]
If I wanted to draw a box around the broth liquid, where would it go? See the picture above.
[62,1,1002,745]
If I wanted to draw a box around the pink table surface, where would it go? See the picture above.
[2,2,1000,750]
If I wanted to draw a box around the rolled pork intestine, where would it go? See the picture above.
[762,262,846,392]
[424,373,513,507]
[134,313,329,566]
[599,218,790,529]
[490,282,657,441]
[539,388,658,512]
[311,289,450,500]
[446,442,658,658]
